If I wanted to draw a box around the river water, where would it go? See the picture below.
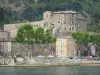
[0,66,100,75]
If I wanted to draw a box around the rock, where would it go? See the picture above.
[14,57,81,66]
[16,57,24,63]
[27,58,38,64]
[7,59,14,65]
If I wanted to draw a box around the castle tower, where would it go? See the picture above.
[43,11,52,20]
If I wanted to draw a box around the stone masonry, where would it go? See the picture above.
[3,10,87,57]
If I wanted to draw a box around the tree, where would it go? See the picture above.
[34,27,44,44]
[21,7,37,21]
[42,29,56,55]
[34,27,56,45]
[0,8,4,29]
[72,32,89,45]
[89,33,100,46]
[72,32,100,56]
[72,32,90,56]
[15,24,56,56]
[88,33,100,56]
[34,27,56,55]
[15,24,35,57]
[0,8,4,21]
[1,0,100,33]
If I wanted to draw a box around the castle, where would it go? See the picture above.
[4,11,87,38]
[1,10,87,57]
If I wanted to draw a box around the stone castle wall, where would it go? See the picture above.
[0,31,10,41]
[11,43,56,57]
[44,11,87,37]
[4,10,87,38]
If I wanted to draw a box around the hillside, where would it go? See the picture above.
[0,0,100,32]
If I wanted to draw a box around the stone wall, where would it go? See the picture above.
[4,11,87,39]
[15,57,80,66]
[0,57,14,65]
[44,11,87,37]
[11,43,56,57]
[4,21,49,38]
[0,42,11,57]
[0,31,10,41]
[0,31,11,57]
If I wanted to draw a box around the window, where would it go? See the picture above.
[72,20,74,24]
[70,27,71,30]
[78,24,79,27]
[64,21,66,24]
[58,21,60,23]
[69,27,74,31]
[64,27,66,30]
[72,27,74,30]
[52,24,54,25]
[72,14,74,24]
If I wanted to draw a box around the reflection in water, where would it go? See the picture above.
[0,66,100,75]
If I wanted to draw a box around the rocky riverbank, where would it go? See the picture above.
[15,57,81,66]
[0,57,80,66]
[0,57,100,67]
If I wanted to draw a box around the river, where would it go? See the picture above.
[0,66,100,75]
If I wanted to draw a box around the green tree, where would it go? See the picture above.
[72,32,100,56]
[1,0,100,32]
[34,27,56,55]
[34,27,56,45]
[15,24,35,57]
[72,32,89,45]
[15,24,56,56]
[88,33,100,56]
[72,32,90,56]
[34,27,44,44]
[0,8,4,29]
[89,33,100,46]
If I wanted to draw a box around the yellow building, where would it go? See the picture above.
[56,36,77,57]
